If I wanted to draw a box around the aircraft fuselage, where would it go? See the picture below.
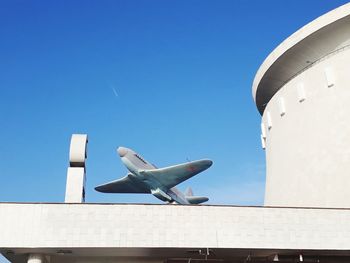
[119,149,190,204]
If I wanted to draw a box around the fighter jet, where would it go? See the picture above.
[95,147,212,204]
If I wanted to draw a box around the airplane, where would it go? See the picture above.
[95,146,213,204]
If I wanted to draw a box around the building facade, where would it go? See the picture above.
[253,3,350,208]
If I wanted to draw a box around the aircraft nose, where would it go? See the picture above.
[203,159,213,168]
[117,147,128,157]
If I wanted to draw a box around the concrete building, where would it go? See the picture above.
[2,203,350,263]
[254,2,350,208]
[3,2,350,263]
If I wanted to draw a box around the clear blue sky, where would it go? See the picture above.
[0,1,349,261]
[1,0,349,208]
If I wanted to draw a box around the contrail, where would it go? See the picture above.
[111,87,119,98]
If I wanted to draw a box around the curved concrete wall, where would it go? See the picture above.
[253,3,350,114]
[262,47,350,208]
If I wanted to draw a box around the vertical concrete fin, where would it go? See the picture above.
[261,134,266,150]
[324,67,335,87]
[266,111,272,130]
[65,134,88,203]
[278,97,286,116]
[297,82,306,102]
[261,123,267,139]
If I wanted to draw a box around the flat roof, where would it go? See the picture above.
[252,3,350,114]
[2,203,350,262]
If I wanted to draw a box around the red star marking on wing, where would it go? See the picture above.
[187,165,197,172]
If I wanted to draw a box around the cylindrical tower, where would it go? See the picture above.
[253,3,350,208]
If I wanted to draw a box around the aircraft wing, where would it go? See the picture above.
[140,159,212,189]
[95,174,151,193]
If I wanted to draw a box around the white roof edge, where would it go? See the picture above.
[252,3,350,103]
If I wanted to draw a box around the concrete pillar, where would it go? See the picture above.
[27,254,44,263]
[65,134,88,203]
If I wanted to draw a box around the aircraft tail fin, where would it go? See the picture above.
[184,187,193,196]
